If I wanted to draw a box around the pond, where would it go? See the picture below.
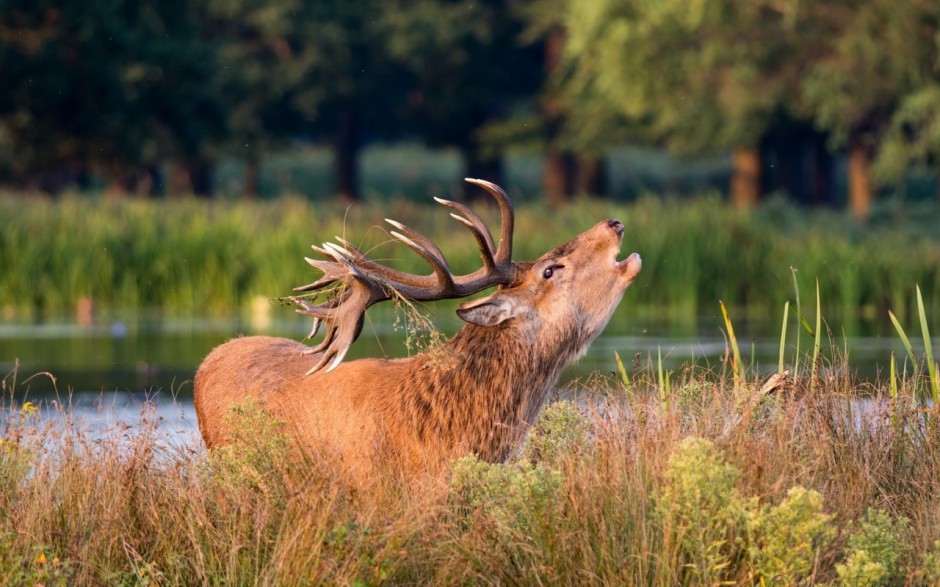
[0,304,919,437]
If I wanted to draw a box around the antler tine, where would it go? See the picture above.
[433,197,498,270]
[384,219,456,292]
[291,179,517,374]
[463,178,514,266]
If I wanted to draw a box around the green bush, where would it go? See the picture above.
[523,400,591,465]
[207,399,295,504]
[449,455,563,531]
[836,508,911,585]
[747,486,835,584]
[657,437,750,584]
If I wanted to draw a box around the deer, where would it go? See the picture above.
[193,179,642,475]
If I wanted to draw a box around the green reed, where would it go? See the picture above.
[2,193,940,321]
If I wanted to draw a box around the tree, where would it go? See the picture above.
[547,0,808,207]
[517,6,598,204]
[800,0,940,218]
[204,0,319,197]
[0,0,224,194]
[875,85,940,203]
[381,0,542,198]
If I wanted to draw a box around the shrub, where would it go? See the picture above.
[523,400,591,465]
[747,486,835,584]
[836,508,911,585]
[657,437,750,584]
[449,455,563,531]
[207,399,295,504]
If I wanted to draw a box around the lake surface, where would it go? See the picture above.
[0,305,921,436]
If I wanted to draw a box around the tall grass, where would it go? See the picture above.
[2,193,940,320]
[5,343,940,584]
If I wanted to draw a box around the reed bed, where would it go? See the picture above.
[2,193,940,322]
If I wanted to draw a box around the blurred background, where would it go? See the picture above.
[1,0,939,414]
[2,0,939,210]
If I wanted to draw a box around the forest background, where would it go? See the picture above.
[2,0,939,218]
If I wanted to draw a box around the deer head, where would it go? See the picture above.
[288,179,640,373]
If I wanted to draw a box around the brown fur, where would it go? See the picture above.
[194,220,641,474]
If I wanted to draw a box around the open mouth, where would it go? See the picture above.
[606,219,641,280]
[616,252,642,281]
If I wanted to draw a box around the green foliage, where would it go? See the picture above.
[0,533,74,587]
[875,85,940,185]
[836,508,911,585]
[556,0,800,153]
[657,437,749,584]
[523,400,590,465]
[0,0,223,181]
[658,438,840,585]
[747,486,835,584]
[208,399,294,504]
[800,1,937,148]
[449,455,563,531]
[921,539,940,584]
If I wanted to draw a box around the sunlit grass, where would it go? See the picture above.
[4,332,940,583]
[0,293,939,584]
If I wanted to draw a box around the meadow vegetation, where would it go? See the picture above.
[3,321,940,585]
[2,192,940,323]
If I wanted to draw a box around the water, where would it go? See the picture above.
[0,307,917,436]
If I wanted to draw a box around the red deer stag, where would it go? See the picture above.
[194,179,641,473]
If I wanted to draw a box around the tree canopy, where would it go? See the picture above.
[1,0,938,213]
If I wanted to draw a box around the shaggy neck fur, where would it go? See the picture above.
[378,317,589,462]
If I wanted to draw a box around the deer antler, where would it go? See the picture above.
[290,178,516,374]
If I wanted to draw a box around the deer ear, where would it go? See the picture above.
[456,294,519,326]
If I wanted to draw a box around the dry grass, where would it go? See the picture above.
[3,360,940,585]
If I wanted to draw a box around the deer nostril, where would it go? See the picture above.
[607,220,624,236]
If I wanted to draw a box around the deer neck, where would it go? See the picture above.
[391,320,585,462]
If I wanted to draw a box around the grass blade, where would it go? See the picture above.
[778,301,789,374]
[657,346,667,409]
[889,309,917,368]
[811,279,822,390]
[890,352,899,428]
[720,300,742,390]
[890,352,898,400]
[614,351,632,396]
[791,267,801,376]
[916,285,939,403]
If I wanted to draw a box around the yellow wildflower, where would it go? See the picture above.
[21,401,37,414]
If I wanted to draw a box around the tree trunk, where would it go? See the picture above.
[105,178,128,199]
[730,147,761,208]
[540,27,576,206]
[188,159,214,199]
[576,155,608,197]
[334,107,360,201]
[543,152,575,206]
[847,134,873,220]
[810,134,833,206]
[167,161,190,197]
[133,166,161,197]
[243,157,260,199]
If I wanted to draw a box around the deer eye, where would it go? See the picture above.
[542,264,564,279]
